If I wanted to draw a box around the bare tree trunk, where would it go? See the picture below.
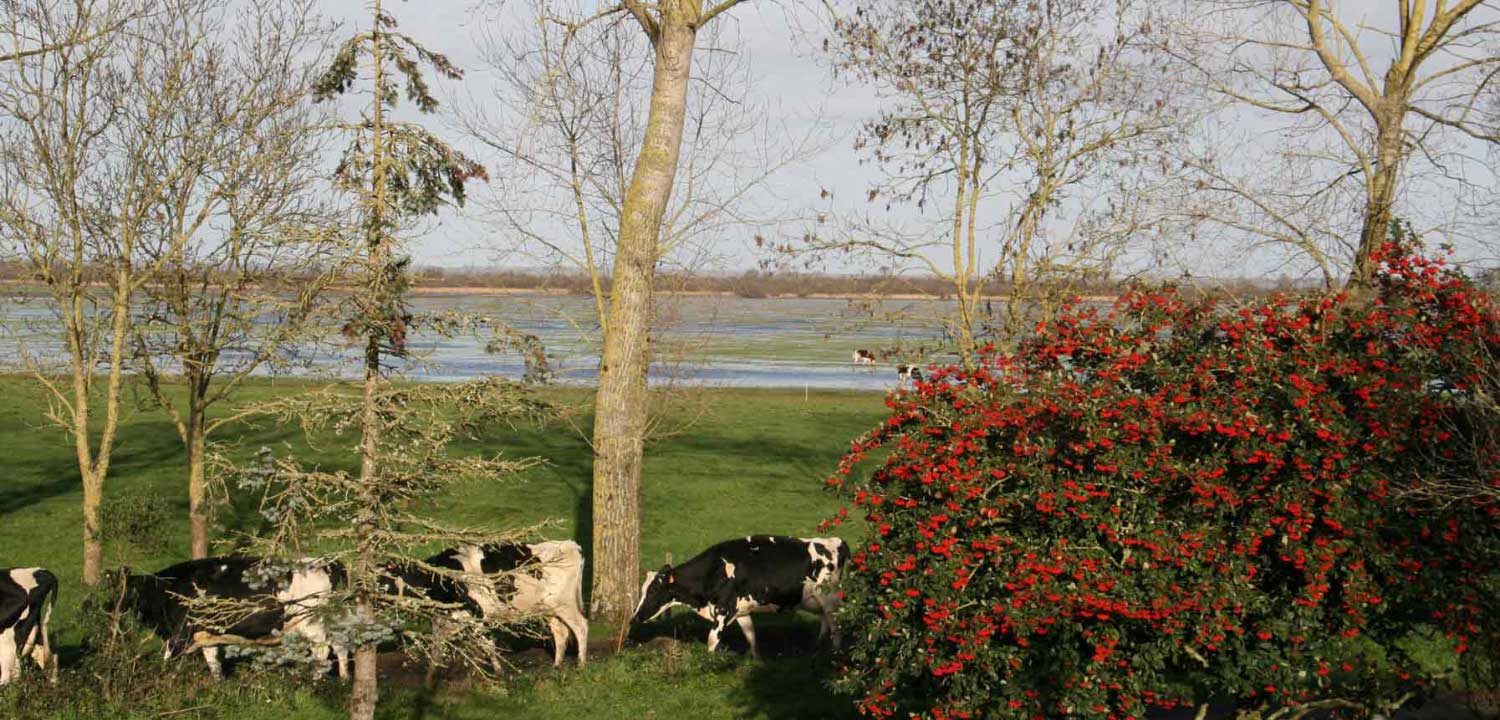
[80,470,104,584]
[350,641,379,719]
[949,137,976,365]
[186,397,210,559]
[81,268,132,585]
[1350,118,1404,290]
[351,2,390,714]
[590,11,698,632]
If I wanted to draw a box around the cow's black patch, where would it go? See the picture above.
[122,557,283,655]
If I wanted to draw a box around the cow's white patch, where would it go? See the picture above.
[454,545,505,617]
[447,542,589,667]
[723,559,736,578]
[735,596,777,614]
[634,571,659,619]
[8,569,39,592]
[0,627,17,685]
[277,563,346,679]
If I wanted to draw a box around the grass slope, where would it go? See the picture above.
[0,375,886,719]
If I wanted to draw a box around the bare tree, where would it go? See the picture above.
[0,0,135,62]
[818,0,1185,355]
[0,0,225,585]
[1172,1,1500,289]
[124,0,343,560]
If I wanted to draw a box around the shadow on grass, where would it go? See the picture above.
[734,650,857,720]
[630,610,859,720]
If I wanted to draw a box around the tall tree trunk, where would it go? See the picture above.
[187,398,210,559]
[81,267,132,585]
[949,137,975,365]
[590,11,698,631]
[1350,118,1404,290]
[351,3,389,715]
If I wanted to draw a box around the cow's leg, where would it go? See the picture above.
[0,627,17,686]
[561,611,589,667]
[706,618,728,654]
[32,613,55,680]
[735,615,760,659]
[822,591,842,647]
[546,617,569,667]
[202,645,224,679]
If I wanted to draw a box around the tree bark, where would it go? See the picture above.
[350,2,389,715]
[590,6,699,630]
[1350,117,1404,290]
[187,400,210,559]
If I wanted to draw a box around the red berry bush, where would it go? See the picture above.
[825,246,1500,719]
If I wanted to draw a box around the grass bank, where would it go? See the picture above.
[0,374,886,718]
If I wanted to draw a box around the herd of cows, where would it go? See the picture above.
[0,534,848,685]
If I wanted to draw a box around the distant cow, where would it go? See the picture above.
[387,541,589,667]
[0,567,58,685]
[119,557,346,679]
[631,535,848,657]
[852,349,876,366]
[896,364,923,384]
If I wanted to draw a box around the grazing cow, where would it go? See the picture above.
[896,364,924,384]
[387,541,589,667]
[631,535,848,657]
[119,557,346,679]
[0,568,58,685]
[852,349,877,366]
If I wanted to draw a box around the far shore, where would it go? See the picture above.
[0,279,1119,304]
[407,284,1120,303]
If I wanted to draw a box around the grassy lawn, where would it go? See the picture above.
[0,374,887,719]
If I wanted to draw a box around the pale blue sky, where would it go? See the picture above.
[311,1,1499,279]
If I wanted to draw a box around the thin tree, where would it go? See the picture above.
[308,1,507,716]
[819,0,1184,354]
[1180,0,1500,289]
[129,0,342,559]
[0,0,210,585]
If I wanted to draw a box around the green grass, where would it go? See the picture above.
[0,374,887,719]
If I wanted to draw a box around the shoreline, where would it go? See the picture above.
[406,284,1119,303]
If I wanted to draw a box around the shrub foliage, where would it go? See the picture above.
[826,245,1500,719]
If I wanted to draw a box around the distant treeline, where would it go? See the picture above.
[406,267,1321,299]
[0,260,1333,300]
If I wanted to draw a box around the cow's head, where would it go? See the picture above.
[630,564,677,625]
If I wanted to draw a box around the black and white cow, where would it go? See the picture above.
[386,541,589,666]
[631,535,848,657]
[853,349,877,366]
[119,557,346,679]
[896,364,924,384]
[1,568,58,685]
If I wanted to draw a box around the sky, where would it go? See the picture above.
[308,0,1500,279]
[316,0,872,272]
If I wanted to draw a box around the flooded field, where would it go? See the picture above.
[1,291,965,390]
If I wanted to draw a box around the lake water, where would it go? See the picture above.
[1,291,961,390]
